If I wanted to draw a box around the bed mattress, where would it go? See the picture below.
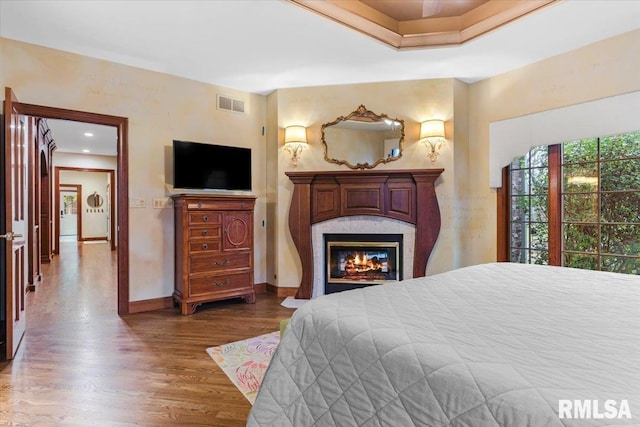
[248,263,640,426]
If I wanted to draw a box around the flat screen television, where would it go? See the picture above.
[173,140,252,191]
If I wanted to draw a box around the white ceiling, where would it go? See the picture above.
[2,0,640,155]
[47,119,117,157]
[1,0,640,96]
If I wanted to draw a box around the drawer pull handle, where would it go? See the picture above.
[214,258,229,267]
[214,279,231,287]
[202,243,208,250]
[241,203,246,208]
[197,203,202,208]
[202,230,208,236]
[203,215,209,222]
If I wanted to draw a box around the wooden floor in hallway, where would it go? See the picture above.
[0,241,294,426]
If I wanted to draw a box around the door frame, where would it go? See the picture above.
[58,184,82,241]
[15,102,129,315]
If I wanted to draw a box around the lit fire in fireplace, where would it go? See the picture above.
[345,252,387,274]
[336,249,391,281]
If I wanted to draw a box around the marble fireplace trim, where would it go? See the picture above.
[312,215,416,298]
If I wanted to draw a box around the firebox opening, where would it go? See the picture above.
[324,233,403,295]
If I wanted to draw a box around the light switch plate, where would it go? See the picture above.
[153,198,173,209]
[129,198,146,208]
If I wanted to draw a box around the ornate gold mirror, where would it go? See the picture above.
[322,105,404,169]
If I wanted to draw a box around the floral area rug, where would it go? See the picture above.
[206,331,280,404]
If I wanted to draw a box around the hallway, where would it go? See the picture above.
[28,241,117,326]
[0,242,292,426]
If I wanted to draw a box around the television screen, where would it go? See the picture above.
[173,140,252,191]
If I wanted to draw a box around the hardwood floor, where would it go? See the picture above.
[0,241,294,426]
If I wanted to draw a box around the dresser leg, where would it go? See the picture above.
[180,302,191,315]
[242,293,256,304]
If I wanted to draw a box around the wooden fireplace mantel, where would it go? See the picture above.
[286,168,444,299]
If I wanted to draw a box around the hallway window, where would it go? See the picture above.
[63,194,77,215]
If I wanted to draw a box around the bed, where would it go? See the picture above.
[248,263,640,426]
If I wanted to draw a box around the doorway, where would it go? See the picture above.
[5,96,129,316]
[54,167,116,251]
[59,186,81,242]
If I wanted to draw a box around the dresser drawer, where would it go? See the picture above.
[187,200,254,211]
[188,240,221,253]
[189,272,252,296]
[188,226,221,240]
[189,251,251,274]
[188,212,221,226]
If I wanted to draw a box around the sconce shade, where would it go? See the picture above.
[284,125,308,167]
[420,120,445,139]
[419,119,445,164]
[284,126,308,144]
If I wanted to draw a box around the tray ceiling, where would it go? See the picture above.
[289,0,558,49]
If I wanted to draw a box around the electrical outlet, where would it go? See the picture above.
[129,198,146,208]
[153,198,173,209]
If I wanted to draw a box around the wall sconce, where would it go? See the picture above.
[419,119,445,164]
[284,125,308,167]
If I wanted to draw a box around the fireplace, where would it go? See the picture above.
[324,234,402,294]
[286,169,443,299]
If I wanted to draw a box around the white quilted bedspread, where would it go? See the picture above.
[248,263,640,426]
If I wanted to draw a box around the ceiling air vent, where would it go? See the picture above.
[217,95,245,113]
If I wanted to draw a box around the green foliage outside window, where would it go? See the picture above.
[510,147,549,265]
[510,131,639,275]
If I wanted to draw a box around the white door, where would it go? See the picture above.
[59,190,78,237]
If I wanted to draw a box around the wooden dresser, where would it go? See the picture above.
[172,194,256,315]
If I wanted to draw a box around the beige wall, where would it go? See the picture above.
[54,152,117,170]
[467,28,640,266]
[1,38,268,302]
[270,79,468,288]
[452,80,471,267]
[265,91,279,287]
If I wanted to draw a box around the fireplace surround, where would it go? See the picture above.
[287,169,443,299]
